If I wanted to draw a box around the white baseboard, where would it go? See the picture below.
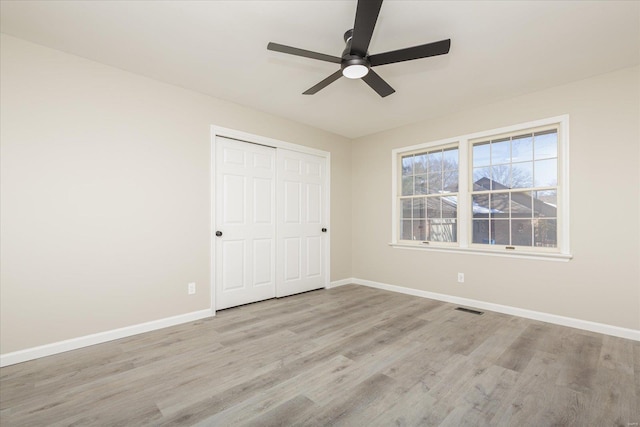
[4,278,638,367]
[0,308,214,367]
[351,278,640,341]
[328,278,355,288]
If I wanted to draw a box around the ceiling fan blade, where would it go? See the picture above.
[267,42,342,64]
[369,39,451,67]
[303,70,343,95]
[350,0,383,57]
[362,69,395,97]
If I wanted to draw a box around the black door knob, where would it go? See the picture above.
[321,228,327,233]
[215,231,223,237]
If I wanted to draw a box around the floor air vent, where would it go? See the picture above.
[455,307,484,315]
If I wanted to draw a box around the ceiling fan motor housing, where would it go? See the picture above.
[341,56,370,70]
[341,28,370,77]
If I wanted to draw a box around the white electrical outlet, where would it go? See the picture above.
[457,273,464,283]
[188,282,196,295]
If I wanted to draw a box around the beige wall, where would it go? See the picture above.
[351,66,640,330]
[0,34,352,353]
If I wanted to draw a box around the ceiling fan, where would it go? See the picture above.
[267,0,451,97]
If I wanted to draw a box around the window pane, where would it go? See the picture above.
[491,193,509,219]
[533,190,557,218]
[443,169,458,192]
[402,155,413,176]
[443,148,458,170]
[511,161,533,188]
[428,171,442,194]
[491,164,510,189]
[491,139,510,164]
[401,220,412,240]
[511,219,533,246]
[428,151,442,172]
[472,194,490,218]
[533,190,557,205]
[401,199,412,220]
[413,219,426,241]
[491,219,510,245]
[426,197,441,218]
[511,191,533,218]
[511,135,533,162]
[534,131,557,160]
[402,175,414,196]
[534,219,557,247]
[473,142,490,167]
[414,174,427,195]
[472,219,490,244]
[413,198,425,219]
[534,158,557,187]
[441,196,457,218]
[473,167,491,190]
[427,219,457,242]
[414,154,427,174]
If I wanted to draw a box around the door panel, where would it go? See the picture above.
[284,157,301,173]
[306,236,322,278]
[284,181,301,223]
[284,237,301,281]
[277,149,327,297]
[307,183,322,223]
[223,175,245,223]
[223,147,245,164]
[222,240,245,290]
[215,137,276,309]
[253,152,272,169]
[253,178,272,223]
[253,239,272,286]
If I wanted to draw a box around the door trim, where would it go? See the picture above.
[210,126,331,313]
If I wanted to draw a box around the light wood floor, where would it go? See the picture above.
[1,285,638,426]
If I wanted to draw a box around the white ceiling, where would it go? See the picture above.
[1,1,639,139]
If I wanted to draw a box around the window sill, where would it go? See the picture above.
[389,242,573,262]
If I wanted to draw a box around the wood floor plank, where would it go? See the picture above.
[366,379,442,426]
[583,335,637,426]
[0,284,636,426]
[297,372,399,426]
[192,356,351,426]
[154,330,318,416]
[495,322,550,372]
[55,398,163,427]
[304,340,421,406]
[381,341,457,390]
[554,330,603,394]
[236,394,316,427]
[440,364,519,426]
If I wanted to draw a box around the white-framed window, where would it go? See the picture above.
[399,144,459,245]
[391,115,571,261]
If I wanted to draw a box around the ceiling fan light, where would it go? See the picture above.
[342,64,369,79]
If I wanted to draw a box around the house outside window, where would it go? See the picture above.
[391,115,571,260]
[470,127,559,249]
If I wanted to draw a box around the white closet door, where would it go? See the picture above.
[215,137,276,310]
[276,149,328,297]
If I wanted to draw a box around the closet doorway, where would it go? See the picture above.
[212,129,329,310]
